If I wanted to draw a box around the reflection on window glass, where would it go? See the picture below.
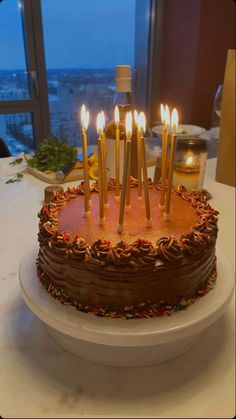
[0,0,29,101]
[41,0,135,146]
[0,113,34,155]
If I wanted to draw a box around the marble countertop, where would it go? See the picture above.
[0,157,235,418]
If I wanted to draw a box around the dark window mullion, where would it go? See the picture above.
[134,0,152,117]
[134,0,163,127]
[148,0,164,126]
[21,0,37,101]
[29,0,51,142]
[0,100,39,114]
[2,0,51,147]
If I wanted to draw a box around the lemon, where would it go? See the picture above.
[89,163,99,180]
[88,153,98,165]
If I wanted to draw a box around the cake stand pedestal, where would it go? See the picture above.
[19,248,234,367]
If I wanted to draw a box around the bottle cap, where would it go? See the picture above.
[116,65,131,92]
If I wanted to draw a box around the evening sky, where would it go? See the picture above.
[0,0,135,70]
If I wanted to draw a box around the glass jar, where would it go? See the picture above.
[173,138,208,192]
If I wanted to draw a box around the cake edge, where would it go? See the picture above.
[37,258,217,320]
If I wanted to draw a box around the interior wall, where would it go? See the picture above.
[152,0,235,128]
[191,0,236,128]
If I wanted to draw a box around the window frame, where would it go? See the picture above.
[0,0,160,152]
[134,0,163,126]
[0,0,50,149]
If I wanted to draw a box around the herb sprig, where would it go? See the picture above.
[27,136,77,172]
[9,157,24,166]
[5,173,24,184]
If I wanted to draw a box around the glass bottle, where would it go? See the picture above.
[106,65,138,178]
[106,65,133,141]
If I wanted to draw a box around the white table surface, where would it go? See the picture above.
[0,157,235,418]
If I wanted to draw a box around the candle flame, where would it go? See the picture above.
[125,111,132,138]
[81,104,86,124]
[101,110,105,128]
[165,105,170,129]
[81,105,89,130]
[96,112,104,134]
[186,155,193,165]
[114,106,120,127]
[134,109,138,127]
[138,112,146,134]
[160,104,165,125]
[171,108,178,133]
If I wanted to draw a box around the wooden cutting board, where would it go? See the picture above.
[27,165,84,184]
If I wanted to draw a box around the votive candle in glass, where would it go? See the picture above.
[173,138,208,192]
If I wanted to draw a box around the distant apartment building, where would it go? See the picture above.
[0,69,115,154]
[49,84,80,146]
[0,88,31,128]
[0,114,7,139]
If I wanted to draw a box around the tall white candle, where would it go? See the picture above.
[96,112,106,217]
[117,140,131,234]
[100,110,109,208]
[164,108,179,220]
[97,136,105,225]
[117,112,133,233]
[80,105,90,217]
[125,111,132,210]
[115,106,120,201]
[135,110,142,200]
[138,112,152,227]
[159,104,170,211]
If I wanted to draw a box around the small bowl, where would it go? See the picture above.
[152,124,206,138]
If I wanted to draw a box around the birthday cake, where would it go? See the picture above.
[37,179,218,319]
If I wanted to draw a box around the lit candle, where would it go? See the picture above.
[134,109,138,167]
[134,109,138,127]
[164,108,178,220]
[114,106,120,201]
[159,104,166,209]
[118,112,132,233]
[100,110,109,208]
[125,111,132,210]
[80,104,90,217]
[159,104,170,210]
[187,155,193,165]
[97,113,105,225]
[135,110,142,200]
[138,112,152,227]
[126,111,132,142]
[173,141,207,192]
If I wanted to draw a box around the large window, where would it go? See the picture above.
[0,0,153,156]
[0,0,29,101]
[0,0,50,155]
[41,0,136,147]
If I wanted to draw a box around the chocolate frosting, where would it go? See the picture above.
[157,236,183,263]
[37,179,218,308]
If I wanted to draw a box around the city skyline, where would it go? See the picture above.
[0,67,116,154]
[0,0,136,155]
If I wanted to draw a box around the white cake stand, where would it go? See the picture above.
[19,247,234,366]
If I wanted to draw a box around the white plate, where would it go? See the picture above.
[152,124,206,138]
[19,246,234,365]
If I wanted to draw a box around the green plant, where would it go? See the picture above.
[27,136,77,172]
